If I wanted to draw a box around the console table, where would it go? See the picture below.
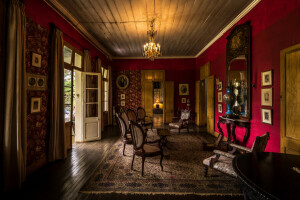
[233,152,300,200]
[217,116,251,145]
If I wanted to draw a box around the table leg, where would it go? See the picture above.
[226,123,232,142]
[231,123,237,144]
[243,127,250,146]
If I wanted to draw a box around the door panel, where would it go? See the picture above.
[199,80,207,126]
[195,81,200,126]
[281,45,300,155]
[207,76,215,134]
[164,81,174,123]
[83,72,101,141]
[144,81,153,117]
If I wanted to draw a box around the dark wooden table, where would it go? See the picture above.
[157,129,172,148]
[217,116,251,145]
[233,152,300,200]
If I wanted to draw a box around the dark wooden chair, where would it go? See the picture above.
[127,108,137,122]
[203,132,270,177]
[136,107,153,129]
[168,109,191,134]
[116,113,132,156]
[129,120,163,176]
[120,110,131,134]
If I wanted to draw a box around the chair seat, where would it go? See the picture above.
[169,122,181,128]
[203,155,237,177]
[136,144,161,156]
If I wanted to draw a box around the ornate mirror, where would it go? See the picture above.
[226,21,251,120]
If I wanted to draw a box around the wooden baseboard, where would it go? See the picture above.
[26,157,47,176]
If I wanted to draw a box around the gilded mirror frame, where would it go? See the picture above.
[226,21,252,120]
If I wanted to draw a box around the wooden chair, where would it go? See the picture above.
[120,110,131,134]
[136,107,153,129]
[127,108,137,122]
[129,120,163,176]
[203,132,270,177]
[116,113,132,156]
[168,109,191,134]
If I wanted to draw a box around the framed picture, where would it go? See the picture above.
[121,94,125,100]
[261,108,272,125]
[181,98,186,103]
[32,52,42,68]
[261,70,272,86]
[218,91,223,103]
[116,74,129,90]
[218,104,222,113]
[27,73,47,91]
[31,97,41,113]
[261,88,272,106]
[121,101,125,106]
[217,81,222,91]
[179,84,189,96]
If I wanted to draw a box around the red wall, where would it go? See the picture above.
[24,0,109,65]
[196,0,300,152]
[112,59,196,113]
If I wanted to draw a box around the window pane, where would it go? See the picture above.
[104,101,108,112]
[64,88,72,104]
[74,53,82,68]
[104,81,108,92]
[65,105,71,122]
[64,69,72,87]
[86,89,98,103]
[63,45,72,64]
[103,69,108,79]
[104,91,108,101]
[86,104,98,117]
[86,75,98,88]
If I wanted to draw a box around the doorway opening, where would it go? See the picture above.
[153,81,164,128]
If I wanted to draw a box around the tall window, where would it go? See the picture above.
[102,67,109,112]
[63,43,83,122]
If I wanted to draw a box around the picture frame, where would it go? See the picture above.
[31,97,41,113]
[217,81,222,91]
[27,73,47,91]
[179,84,189,96]
[261,108,272,125]
[218,91,223,103]
[121,101,125,106]
[121,94,125,100]
[261,88,272,106]
[116,74,129,90]
[218,104,222,113]
[32,52,42,68]
[261,70,272,86]
[181,98,186,103]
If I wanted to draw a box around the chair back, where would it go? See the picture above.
[129,121,146,150]
[116,113,127,139]
[121,111,130,132]
[137,107,146,121]
[250,132,270,152]
[180,109,190,120]
[127,109,137,122]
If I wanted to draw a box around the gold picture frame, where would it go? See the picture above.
[218,92,223,103]
[116,74,129,90]
[261,70,272,86]
[27,73,47,91]
[32,52,42,68]
[261,88,272,106]
[31,97,41,113]
[261,108,272,125]
[179,84,189,96]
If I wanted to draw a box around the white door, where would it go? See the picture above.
[83,72,101,141]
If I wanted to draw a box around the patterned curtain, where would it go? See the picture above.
[3,0,27,190]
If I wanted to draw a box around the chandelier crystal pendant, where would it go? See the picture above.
[143,20,161,61]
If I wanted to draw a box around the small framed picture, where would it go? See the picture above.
[121,101,125,106]
[179,84,189,96]
[181,98,186,103]
[217,81,222,91]
[121,94,125,100]
[261,88,272,106]
[218,104,222,113]
[27,73,47,91]
[32,52,42,68]
[218,92,223,103]
[31,97,41,113]
[261,108,272,125]
[261,70,272,86]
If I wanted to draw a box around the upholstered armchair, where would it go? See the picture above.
[127,109,137,122]
[136,107,153,129]
[203,132,270,177]
[116,113,132,156]
[129,120,163,176]
[168,109,191,134]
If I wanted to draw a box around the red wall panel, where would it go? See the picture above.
[196,0,300,152]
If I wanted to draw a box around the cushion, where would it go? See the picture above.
[169,122,181,128]
[137,144,160,154]
[203,155,237,177]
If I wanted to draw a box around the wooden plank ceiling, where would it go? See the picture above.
[56,0,253,57]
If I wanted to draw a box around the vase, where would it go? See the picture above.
[223,87,235,117]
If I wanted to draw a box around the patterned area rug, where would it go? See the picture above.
[80,133,242,196]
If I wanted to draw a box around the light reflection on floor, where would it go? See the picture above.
[153,114,165,129]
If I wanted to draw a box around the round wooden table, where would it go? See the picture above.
[233,152,300,200]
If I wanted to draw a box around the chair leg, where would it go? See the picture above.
[123,143,126,156]
[131,154,135,170]
[142,157,145,176]
[160,153,164,171]
[204,166,208,177]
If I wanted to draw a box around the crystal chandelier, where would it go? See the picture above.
[143,20,161,61]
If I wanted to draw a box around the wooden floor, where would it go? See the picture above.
[5,125,242,200]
